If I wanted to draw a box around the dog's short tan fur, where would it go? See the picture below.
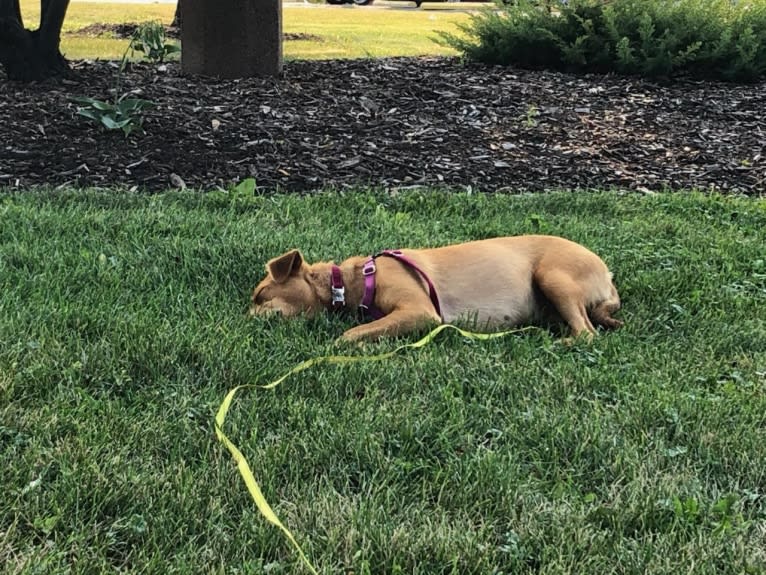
[250,235,622,342]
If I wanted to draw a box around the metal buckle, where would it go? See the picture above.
[331,286,345,306]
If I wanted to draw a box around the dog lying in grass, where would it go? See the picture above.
[250,235,622,342]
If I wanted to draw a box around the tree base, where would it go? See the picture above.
[0,24,70,81]
[181,0,282,79]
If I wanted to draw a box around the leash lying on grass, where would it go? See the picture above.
[215,323,533,574]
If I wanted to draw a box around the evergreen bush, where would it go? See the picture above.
[440,0,766,82]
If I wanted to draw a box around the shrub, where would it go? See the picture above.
[130,21,180,64]
[440,0,766,82]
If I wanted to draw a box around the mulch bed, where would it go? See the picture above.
[1,54,764,194]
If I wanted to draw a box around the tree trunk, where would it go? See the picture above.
[171,0,182,29]
[181,0,281,79]
[0,0,71,81]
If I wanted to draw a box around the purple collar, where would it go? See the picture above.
[360,250,442,320]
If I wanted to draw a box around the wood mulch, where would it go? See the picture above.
[1,54,764,194]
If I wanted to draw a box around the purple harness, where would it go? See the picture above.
[329,250,442,320]
[359,250,442,320]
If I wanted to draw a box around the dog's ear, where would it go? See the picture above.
[267,249,303,284]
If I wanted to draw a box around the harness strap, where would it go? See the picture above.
[359,250,442,320]
[360,258,383,319]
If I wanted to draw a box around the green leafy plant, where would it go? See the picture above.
[72,26,159,136]
[710,493,749,535]
[231,178,257,197]
[71,95,155,137]
[523,103,539,127]
[130,21,180,64]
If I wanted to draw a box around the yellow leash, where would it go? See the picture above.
[214,323,530,574]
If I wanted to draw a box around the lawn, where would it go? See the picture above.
[18,0,472,60]
[1,188,765,574]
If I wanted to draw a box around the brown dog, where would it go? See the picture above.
[250,235,622,342]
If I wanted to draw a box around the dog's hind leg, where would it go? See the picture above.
[588,280,622,330]
[534,269,596,339]
[590,298,623,330]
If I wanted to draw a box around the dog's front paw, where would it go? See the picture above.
[559,331,595,347]
[339,325,375,343]
[336,332,367,349]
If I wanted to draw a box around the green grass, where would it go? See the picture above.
[18,0,471,60]
[1,188,765,574]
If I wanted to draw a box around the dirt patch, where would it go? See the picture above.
[70,22,180,39]
[68,23,321,42]
[284,32,324,42]
[1,57,764,194]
